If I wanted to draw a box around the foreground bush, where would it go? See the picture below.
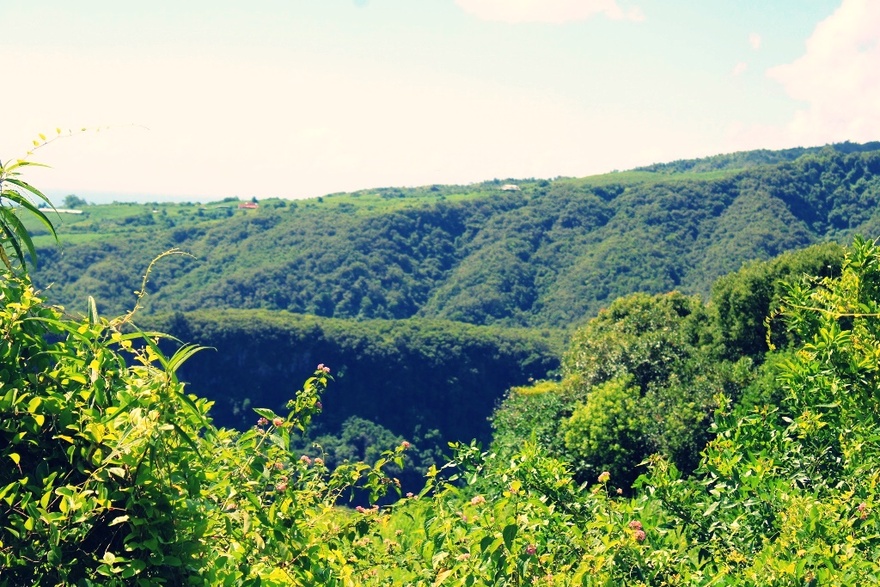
[0,272,404,585]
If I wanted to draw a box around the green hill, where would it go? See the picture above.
[30,143,880,329]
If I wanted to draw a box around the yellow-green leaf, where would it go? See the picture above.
[434,569,453,587]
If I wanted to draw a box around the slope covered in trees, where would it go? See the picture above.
[146,310,561,490]
[28,143,880,329]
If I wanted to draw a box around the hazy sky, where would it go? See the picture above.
[3,0,877,202]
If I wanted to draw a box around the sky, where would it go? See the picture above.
[2,0,878,203]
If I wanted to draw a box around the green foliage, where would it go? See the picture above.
[642,234,880,583]
[0,152,57,271]
[490,380,570,457]
[559,292,728,484]
[493,288,765,489]
[562,291,714,393]
[710,241,845,358]
[0,273,406,585]
[372,235,880,585]
[636,140,880,174]
[562,376,649,485]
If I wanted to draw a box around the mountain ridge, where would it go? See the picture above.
[29,142,880,329]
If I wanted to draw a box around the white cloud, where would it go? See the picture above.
[732,61,748,76]
[454,0,644,24]
[749,32,761,50]
[767,0,880,144]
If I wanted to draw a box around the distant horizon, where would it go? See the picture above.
[39,137,876,206]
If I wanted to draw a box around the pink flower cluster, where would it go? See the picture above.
[629,520,646,542]
[317,363,331,374]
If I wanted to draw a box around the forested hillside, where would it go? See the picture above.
[29,143,880,329]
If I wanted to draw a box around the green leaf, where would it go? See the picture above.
[108,467,126,478]
[253,408,279,420]
[171,422,202,459]
[87,296,99,325]
[108,515,130,527]
[502,523,518,551]
[166,342,211,374]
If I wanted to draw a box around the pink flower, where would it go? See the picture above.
[355,505,367,514]
[300,455,312,465]
[314,457,324,467]
[628,520,643,531]
[272,417,284,427]
[633,529,646,542]
[257,417,269,427]
[276,482,288,492]
[525,544,537,556]
[401,441,411,450]
[470,495,486,505]
[317,363,331,373]
[598,471,610,483]
[406,492,414,498]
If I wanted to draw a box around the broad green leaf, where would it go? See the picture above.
[502,523,518,551]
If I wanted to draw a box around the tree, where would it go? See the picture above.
[63,194,89,208]
[562,375,648,487]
